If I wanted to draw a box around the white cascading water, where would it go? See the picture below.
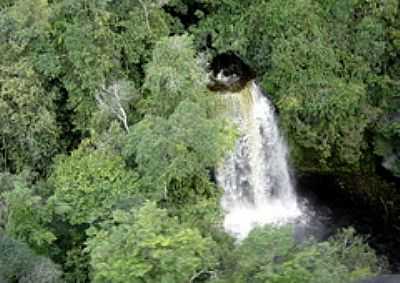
[217,80,301,239]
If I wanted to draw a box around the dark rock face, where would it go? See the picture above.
[208,52,256,92]
[356,275,400,283]
[296,173,400,272]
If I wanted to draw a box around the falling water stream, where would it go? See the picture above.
[211,68,400,271]
[217,81,301,239]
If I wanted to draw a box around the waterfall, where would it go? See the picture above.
[217,81,301,239]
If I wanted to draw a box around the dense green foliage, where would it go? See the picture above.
[194,0,400,173]
[0,0,398,282]
[49,146,138,225]
[123,35,235,206]
[3,184,55,252]
[214,226,380,283]
[0,234,62,283]
[87,202,218,283]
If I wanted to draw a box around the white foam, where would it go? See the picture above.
[217,81,302,239]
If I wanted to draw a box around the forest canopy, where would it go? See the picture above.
[0,0,399,282]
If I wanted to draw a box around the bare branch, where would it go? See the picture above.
[96,83,130,133]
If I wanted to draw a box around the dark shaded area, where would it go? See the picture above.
[49,219,91,282]
[208,52,256,92]
[51,79,82,154]
[356,275,400,283]
[163,1,211,29]
[297,173,400,272]
[376,157,400,184]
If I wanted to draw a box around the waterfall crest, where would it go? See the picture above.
[217,81,301,239]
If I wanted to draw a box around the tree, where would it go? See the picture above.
[126,100,235,204]
[141,34,210,117]
[0,170,34,236]
[0,235,62,283]
[95,80,137,133]
[0,0,60,175]
[194,0,397,173]
[0,0,397,281]
[86,202,218,283]
[2,184,56,253]
[48,0,173,133]
[49,145,138,225]
[124,35,236,205]
[214,226,381,283]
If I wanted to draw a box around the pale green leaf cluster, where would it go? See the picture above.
[2,184,56,252]
[214,226,380,283]
[124,35,236,204]
[87,202,218,283]
[49,146,138,224]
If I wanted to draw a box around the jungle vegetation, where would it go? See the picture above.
[0,0,399,282]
